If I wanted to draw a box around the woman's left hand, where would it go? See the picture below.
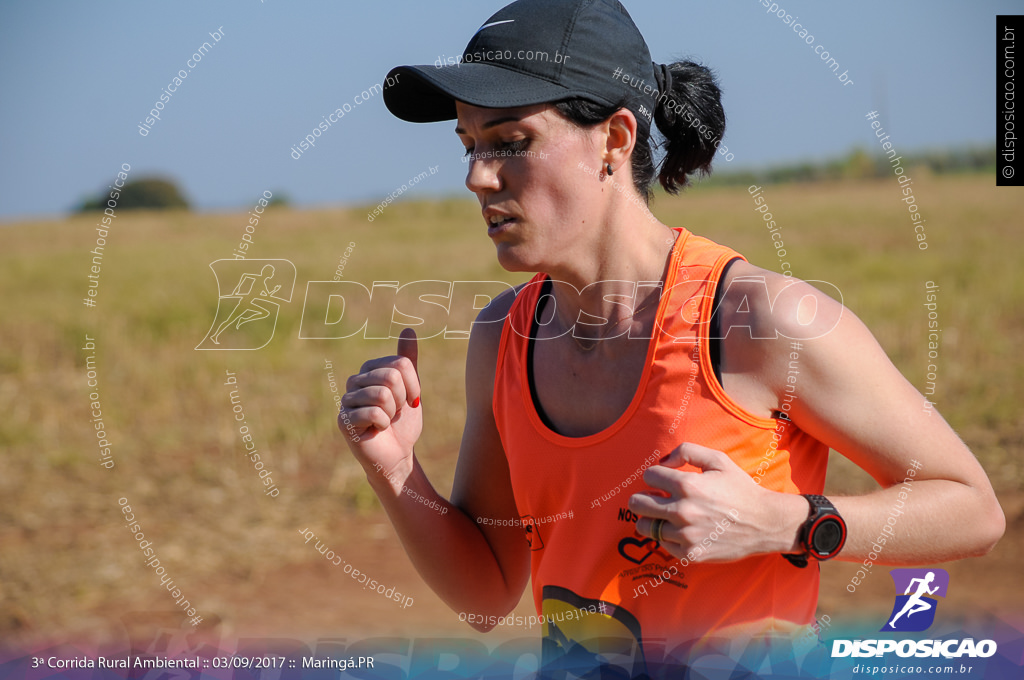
[628,442,801,563]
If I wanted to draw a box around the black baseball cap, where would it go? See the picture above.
[382,0,660,129]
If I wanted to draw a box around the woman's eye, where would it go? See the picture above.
[502,139,528,151]
[461,139,529,160]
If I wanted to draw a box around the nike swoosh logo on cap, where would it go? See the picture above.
[477,19,515,32]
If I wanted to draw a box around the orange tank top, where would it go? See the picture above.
[492,227,829,671]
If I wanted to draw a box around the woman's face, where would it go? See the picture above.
[455,101,606,273]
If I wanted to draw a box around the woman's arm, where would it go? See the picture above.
[630,265,1004,564]
[340,288,529,627]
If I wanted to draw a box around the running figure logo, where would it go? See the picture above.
[881,568,950,632]
[196,259,296,350]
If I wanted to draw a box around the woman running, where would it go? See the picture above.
[339,0,1004,675]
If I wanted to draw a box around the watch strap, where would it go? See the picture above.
[783,494,845,568]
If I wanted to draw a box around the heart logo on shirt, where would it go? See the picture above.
[618,536,659,565]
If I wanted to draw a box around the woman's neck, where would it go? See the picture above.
[540,219,680,343]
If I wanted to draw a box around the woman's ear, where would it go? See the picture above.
[602,108,638,175]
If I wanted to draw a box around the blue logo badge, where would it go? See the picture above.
[881,568,949,632]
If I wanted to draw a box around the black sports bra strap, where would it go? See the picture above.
[709,257,742,387]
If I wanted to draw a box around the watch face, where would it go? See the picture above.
[811,518,844,555]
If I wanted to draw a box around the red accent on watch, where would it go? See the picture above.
[783,494,847,568]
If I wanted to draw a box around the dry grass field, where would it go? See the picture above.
[1,172,1021,652]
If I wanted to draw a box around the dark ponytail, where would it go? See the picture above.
[653,60,726,194]
[553,59,725,199]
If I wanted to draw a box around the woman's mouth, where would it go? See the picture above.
[487,215,516,236]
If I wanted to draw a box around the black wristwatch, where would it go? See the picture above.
[783,494,847,568]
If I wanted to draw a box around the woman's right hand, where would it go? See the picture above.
[340,328,422,489]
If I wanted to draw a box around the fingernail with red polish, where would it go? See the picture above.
[412,397,421,408]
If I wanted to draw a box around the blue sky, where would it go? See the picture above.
[0,0,1013,221]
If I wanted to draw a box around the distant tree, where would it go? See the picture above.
[267,192,290,208]
[78,177,190,212]
[697,144,996,190]
[842,148,876,180]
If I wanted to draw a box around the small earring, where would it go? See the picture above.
[606,163,614,176]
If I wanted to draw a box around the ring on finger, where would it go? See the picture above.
[652,518,666,543]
